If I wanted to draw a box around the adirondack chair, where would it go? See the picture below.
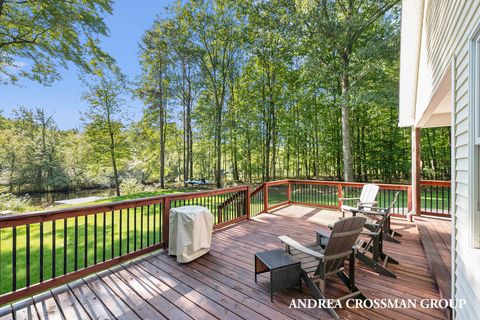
[279,216,367,320]
[341,184,402,243]
[340,184,379,218]
[341,192,401,278]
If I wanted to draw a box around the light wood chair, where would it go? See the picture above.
[340,184,379,218]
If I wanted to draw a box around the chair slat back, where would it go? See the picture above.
[320,216,367,275]
[363,191,400,233]
[324,216,367,256]
[359,184,379,204]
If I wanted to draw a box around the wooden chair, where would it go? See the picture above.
[340,184,379,218]
[279,216,367,320]
[345,192,401,278]
[342,184,402,243]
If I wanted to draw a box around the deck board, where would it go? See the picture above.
[415,217,452,301]
[5,205,449,320]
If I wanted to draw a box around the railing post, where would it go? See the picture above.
[287,180,291,204]
[246,186,251,220]
[218,207,223,224]
[337,184,343,209]
[407,186,413,215]
[163,197,170,248]
[263,183,269,213]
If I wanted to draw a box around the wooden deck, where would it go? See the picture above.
[0,205,447,320]
[415,217,452,300]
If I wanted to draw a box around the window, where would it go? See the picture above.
[470,27,480,248]
[473,31,480,145]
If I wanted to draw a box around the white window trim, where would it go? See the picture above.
[474,37,480,145]
[469,26,480,248]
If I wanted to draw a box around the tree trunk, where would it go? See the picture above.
[111,149,120,196]
[340,62,353,181]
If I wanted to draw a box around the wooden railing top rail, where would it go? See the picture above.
[0,185,249,228]
[250,184,265,196]
[287,179,411,190]
[420,180,451,187]
[263,179,290,187]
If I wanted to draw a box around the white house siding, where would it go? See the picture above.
[418,0,480,319]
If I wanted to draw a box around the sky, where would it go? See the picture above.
[0,0,176,130]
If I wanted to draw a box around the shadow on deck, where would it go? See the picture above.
[0,205,448,320]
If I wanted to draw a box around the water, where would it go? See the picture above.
[24,188,117,207]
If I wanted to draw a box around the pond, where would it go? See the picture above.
[23,188,117,207]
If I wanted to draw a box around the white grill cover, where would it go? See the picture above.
[168,206,214,263]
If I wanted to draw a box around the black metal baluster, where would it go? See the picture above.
[127,208,130,253]
[84,215,88,267]
[12,226,16,291]
[134,207,137,251]
[147,205,150,246]
[39,222,43,282]
[447,187,451,215]
[119,209,122,255]
[26,225,30,287]
[63,219,67,275]
[103,212,106,262]
[74,217,78,271]
[153,204,156,244]
[430,187,433,212]
[424,188,427,212]
[140,206,144,249]
[111,211,115,258]
[94,214,98,264]
[52,220,56,278]
[436,186,439,214]
[159,204,163,243]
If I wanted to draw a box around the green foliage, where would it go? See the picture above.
[120,178,144,195]
[0,193,31,213]
[0,0,114,84]
[82,71,130,195]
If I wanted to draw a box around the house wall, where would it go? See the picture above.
[418,1,480,319]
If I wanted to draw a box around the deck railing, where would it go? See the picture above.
[420,180,451,217]
[0,179,449,306]
[0,185,249,305]
[256,179,451,219]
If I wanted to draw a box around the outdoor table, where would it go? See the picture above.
[254,249,302,302]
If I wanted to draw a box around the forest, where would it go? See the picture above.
[0,0,451,198]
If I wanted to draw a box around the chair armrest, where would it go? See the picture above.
[361,230,380,237]
[316,229,331,239]
[359,201,377,206]
[316,229,331,247]
[365,221,380,228]
[359,206,387,211]
[338,197,360,202]
[351,208,387,216]
[278,235,325,259]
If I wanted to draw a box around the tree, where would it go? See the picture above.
[294,0,399,181]
[0,0,114,85]
[184,0,241,187]
[164,10,202,186]
[138,22,171,188]
[82,73,129,196]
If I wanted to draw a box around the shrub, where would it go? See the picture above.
[120,178,144,195]
[0,193,31,213]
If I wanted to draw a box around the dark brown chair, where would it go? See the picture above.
[279,216,367,320]
[343,192,401,278]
